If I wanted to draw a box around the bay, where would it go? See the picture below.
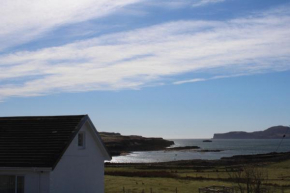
[110,139,290,163]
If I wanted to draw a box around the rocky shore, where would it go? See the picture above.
[165,146,200,151]
[164,146,223,152]
[99,132,174,156]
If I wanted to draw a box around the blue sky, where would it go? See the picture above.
[0,0,289,138]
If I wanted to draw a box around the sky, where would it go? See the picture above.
[0,0,290,138]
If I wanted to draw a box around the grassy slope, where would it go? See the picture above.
[105,176,232,193]
[105,159,290,193]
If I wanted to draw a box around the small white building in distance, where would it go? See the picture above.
[0,115,111,193]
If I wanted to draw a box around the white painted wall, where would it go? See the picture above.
[0,170,50,193]
[50,121,106,193]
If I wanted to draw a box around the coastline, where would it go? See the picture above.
[106,151,290,167]
[100,132,174,156]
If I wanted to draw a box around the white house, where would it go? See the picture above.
[0,115,111,193]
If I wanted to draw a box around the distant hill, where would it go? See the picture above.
[99,132,174,156]
[213,126,290,139]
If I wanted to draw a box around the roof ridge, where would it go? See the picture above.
[0,115,87,119]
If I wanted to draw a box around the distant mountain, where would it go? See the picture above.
[213,126,290,139]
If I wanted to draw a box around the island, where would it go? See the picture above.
[99,132,174,156]
[164,146,200,151]
[213,125,290,139]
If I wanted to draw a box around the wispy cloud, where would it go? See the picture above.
[143,0,191,9]
[174,78,206,85]
[173,73,254,85]
[0,0,142,51]
[142,0,224,9]
[0,0,226,52]
[192,0,225,7]
[0,6,290,100]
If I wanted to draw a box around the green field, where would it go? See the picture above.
[105,159,290,193]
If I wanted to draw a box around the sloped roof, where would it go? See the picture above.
[0,115,89,168]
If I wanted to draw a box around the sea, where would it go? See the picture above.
[110,139,290,163]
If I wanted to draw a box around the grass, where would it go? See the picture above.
[105,176,233,193]
[105,159,290,193]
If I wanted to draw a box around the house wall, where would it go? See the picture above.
[0,170,50,193]
[50,122,106,193]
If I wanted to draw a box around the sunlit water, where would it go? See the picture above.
[110,139,290,163]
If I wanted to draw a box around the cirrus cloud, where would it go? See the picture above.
[192,0,225,7]
[0,6,290,100]
[0,0,142,52]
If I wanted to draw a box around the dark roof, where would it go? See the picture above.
[0,115,88,169]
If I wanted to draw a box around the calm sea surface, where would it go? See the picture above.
[110,139,290,163]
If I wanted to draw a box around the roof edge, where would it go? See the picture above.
[52,115,89,170]
[86,116,112,161]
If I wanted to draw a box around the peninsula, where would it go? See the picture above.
[213,125,290,139]
[99,132,174,156]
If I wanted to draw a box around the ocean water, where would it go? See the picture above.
[110,139,290,163]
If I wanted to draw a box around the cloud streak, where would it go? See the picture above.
[192,0,225,7]
[0,0,142,51]
[0,6,290,99]
[174,78,206,85]
[173,73,257,85]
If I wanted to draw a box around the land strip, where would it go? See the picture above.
[105,152,290,193]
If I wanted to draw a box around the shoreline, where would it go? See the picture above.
[100,132,174,156]
[106,151,290,167]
